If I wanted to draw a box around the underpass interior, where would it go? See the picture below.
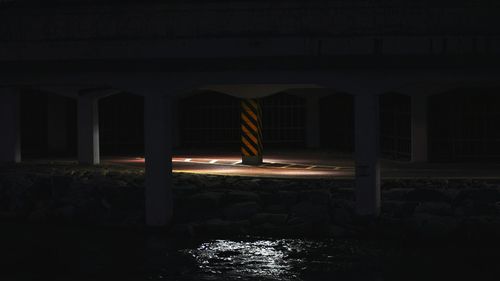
[17,87,500,179]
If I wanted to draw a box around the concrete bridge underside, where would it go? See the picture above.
[2,70,500,226]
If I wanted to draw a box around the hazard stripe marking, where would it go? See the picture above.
[241,113,258,132]
[241,124,259,144]
[241,99,263,158]
[242,136,258,155]
[242,103,259,122]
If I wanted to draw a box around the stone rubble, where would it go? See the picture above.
[2,164,500,240]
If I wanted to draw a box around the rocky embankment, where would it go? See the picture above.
[2,164,500,240]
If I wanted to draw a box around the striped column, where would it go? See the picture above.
[241,99,263,165]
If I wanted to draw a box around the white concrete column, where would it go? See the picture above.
[77,96,100,165]
[305,96,321,148]
[354,94,381,217]
[144,94,173,226]
[0,89,21,163]
[47,95,68,155]
[411,94,428,162]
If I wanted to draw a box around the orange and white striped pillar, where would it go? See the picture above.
[241,98,263,165]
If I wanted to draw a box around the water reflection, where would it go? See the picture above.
[186,239,296,280]
[182,238,366,281]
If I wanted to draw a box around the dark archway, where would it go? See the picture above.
[261,92,306,148]
[98,92,144,156]
[20,89,77,158]
[379,93,411,161]
[319,93,354,152]
[429,88,500,162]
[180,91,240,149]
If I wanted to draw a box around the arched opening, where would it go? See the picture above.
[429,88,500,161]
[261,92,306,148]
[379,93,411,160]
[98,92,144,156]
[319,93,354,153]
[180,90,240,149]
[20,89,77,158]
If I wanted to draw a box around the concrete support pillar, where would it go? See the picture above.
[241,99,263,165]
[144,94,173,226]
[47,95,68,155]
[171,97,181,149]
[354,94,381,217]
[0,89,21,163]
[305,96,321,149]
[411,95,428,162]
[77,96,99,165]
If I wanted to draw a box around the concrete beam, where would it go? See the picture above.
[79,88,122,100]
[77,96,100,165]
[354,94,381,217]
[144,94,173,226]
[0,89,21,164]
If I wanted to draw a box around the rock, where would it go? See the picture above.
[194,219,250,237]
[57,205,76,220]
[224,191,260,204]
[414,202,453,216]
[177,192,225,221]
[0,211,17,220]
[404,188,450,202]
[454,198,499,216]
[250,213,288,226]
[223,201,261,220]
[28,207,50,222]
[383,188,410,200]
[277,191,298,207]
[259,191,278,206]
[170,223,196,238]
[173,184,200,193]
[300,190,331,205]
[286,216,330,236]
[252,222,282,236]
[265,204,288,214]
[286,218,312,236]
[50,176,73,197]
[100,198,112,210]
[328,224,350,237]
[331,207,352,225]
[382,180,408,190]
[330,199,355,210]
[188,192,224,209]
[455,188,500,204]
[291,201,329,224]
[382,200,417,218]
[413,213,460,239]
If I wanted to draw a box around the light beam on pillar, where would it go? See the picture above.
[0,89,21,164]
[241,99,263,165]
[77,96,100,165]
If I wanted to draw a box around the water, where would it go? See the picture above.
[179,238,379,281]
[1,223,500,280]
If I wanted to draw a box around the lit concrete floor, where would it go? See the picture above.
[102,149,500,179]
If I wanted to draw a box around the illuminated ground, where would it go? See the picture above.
[104,150,500,179]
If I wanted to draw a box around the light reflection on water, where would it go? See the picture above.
[187,239,297,280]
[181,238,365,281]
